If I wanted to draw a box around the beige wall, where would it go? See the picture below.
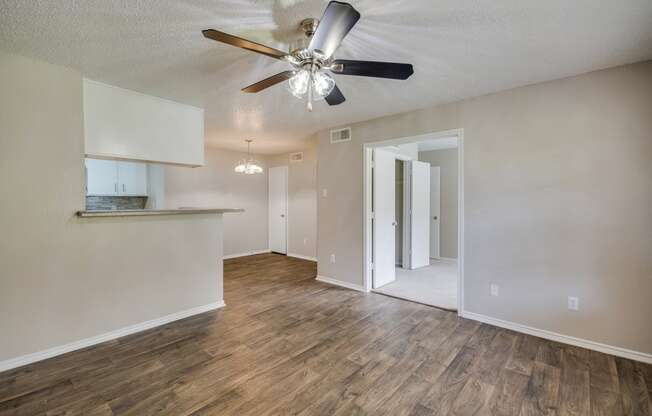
[165,148,269,257]
[419,149,459,259]
[0,51,223,364]
[317,61,652,355]
[268,143,318,260]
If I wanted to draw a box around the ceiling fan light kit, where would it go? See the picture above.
[202,1,414,112]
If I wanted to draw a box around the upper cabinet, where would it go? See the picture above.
[85,159,118,196]
[86,159,148,196]
[117,161,148,196]
[83,79,205,167]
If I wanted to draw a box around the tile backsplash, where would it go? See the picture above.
[86,196,148,211]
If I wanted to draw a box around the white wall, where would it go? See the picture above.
[164,148,269,257]
[316,61,652,357]
[268,144,318,260]
[418,148,458,259]
[164,143,318,261]
[145,163,166,209]
[0,51,224,365]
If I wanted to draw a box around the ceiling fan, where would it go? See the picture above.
[202,1,414,111]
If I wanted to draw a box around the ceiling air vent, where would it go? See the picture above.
[289,152,304,162]
[330,127,352,143]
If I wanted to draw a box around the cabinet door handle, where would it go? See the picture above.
[114,183,118,193]
[122,184,126,193]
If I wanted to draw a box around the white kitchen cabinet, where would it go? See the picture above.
[84,79,204,167]
[117,161,148,196]
[85,158,118,195]
[85,158,148,196]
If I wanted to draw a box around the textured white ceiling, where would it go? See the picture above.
[1,0,651,154]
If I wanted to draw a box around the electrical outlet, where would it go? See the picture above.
[322,188,328,197]
[490,284,499,297]
[330,254,336,263]
[568,296,579,311]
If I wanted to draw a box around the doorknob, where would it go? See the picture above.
[281,214,285,218]
[433,216,438,220]
[392,221,397,227]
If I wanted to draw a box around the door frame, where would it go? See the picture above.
[268,165,289,254]
[363,128,465,314]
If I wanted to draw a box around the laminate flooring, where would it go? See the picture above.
[1,253,650,415]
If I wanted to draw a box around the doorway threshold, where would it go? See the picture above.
[372,290,457,312]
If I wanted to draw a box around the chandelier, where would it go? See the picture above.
[234,139,263,174]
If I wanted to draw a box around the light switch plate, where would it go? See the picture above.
[568,296,579,311]
[490,284,499,297]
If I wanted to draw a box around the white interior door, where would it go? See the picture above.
[372,149,396,288]
[430,166,441,259]
[269,166,288,254]
[410,160,430,268]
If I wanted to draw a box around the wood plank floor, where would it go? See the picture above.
[1,253,651,415]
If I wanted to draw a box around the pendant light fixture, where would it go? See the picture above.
[234,139,263,174]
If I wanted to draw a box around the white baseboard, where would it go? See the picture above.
[316,275,365,292]
[288,253,317,262]
[438,257,458,262]
[461,310,652,365]
[0,301,225,373]
[223,249,271,260]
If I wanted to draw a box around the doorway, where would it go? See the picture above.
[364,130,463,311]
[269,166,288,255]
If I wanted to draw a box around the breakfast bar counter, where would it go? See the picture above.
[77,208,244,217]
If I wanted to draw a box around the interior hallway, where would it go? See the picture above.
[0,254,650,415]
[375,259,458,310]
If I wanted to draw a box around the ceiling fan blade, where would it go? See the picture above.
[325,84,345,105]
[309,1,360,59]
[242,71,295,93]
[331,60,414,80]
[202,29,287,60]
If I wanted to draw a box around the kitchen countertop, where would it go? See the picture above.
[77,208,244,217]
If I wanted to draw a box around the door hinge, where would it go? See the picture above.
[370,211,375,219]
[369,262,374,270]
[371,160,375,168]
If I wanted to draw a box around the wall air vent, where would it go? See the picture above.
[330,127,352,143]
[289,152,304,162]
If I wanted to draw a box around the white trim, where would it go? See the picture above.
[0,301,225,373]
[223,249,271,260]
[461,310,652,365]
[316,276,365,292]
[457,132,465,313]
[363,128,465,313]
[288,253,317,262]
[363,147,373,292]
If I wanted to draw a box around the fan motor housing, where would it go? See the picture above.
[289,18,319,55]
[300,18,319,37]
